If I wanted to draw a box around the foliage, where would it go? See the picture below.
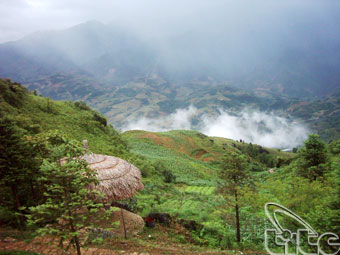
[219,152,251,243]
[329,139,340,155]
[154,160,176,183]
[74,101,91,111]
[0,115,40,227]
[93,112,107,126]
[27,133,104,255]
[296,134,329,180]
[3,78,340,251]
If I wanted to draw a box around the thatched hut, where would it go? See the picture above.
[83,153,144,201]
[81,141,145,238]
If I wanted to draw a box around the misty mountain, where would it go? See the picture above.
[1,19,340,99]
[0,21,155,84]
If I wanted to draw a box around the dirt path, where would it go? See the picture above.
[0,228,266,255]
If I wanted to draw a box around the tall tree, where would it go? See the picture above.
[0,115,39,227]
[296,134,329,180]
[28,133,104,255]
[219,152,250,243]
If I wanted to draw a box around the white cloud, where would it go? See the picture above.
[201,109,309,148]
[123,105,197,132]
[123,105,309,149]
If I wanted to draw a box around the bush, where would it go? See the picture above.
[329,140,340,155]
[74,101,91,111]
[162,169,176,183]
[93,112,107,126]
[0,206,19,227]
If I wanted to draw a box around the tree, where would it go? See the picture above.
[296,134,328,180]
[0,115,39,227]
[219,152,251,243]
[28,133,103,255]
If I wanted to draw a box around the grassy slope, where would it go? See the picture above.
[123,129,293,242]
[0,78,127,157]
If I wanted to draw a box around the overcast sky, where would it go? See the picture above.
[1,0,340,43]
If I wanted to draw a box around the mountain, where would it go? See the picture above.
[0,21,155,85]
[1,21,340,142]
[1,20,340,101]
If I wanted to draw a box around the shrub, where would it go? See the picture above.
[162,169,176,183]
[93,112,107,126]
[74,101,91,111]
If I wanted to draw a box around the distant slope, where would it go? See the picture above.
[87,79,291,128]
[123,129,293,184]
[1,20,340,101]
[122,129,293,240]
[288,93,340,141]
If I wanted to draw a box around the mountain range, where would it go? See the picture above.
[1,21,340,141]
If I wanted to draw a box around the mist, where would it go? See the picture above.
[1,0,340,96]
[123,106,309,149]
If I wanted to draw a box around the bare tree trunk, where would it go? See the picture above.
[120,208,127,239]
[235,190,241,243]
[74,236,81,255]
[69,219,81,255]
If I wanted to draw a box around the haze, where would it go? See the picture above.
[1,0,339,43]
[2,0,340,92]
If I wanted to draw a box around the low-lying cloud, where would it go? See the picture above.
[123,105,198,132]
[123,106,309,149]
[201,110,309,148]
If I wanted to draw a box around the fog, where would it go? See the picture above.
[2,0,340,43]
[123,106,309,149]
[1,0,340,95]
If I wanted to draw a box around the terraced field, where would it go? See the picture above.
[184,186,216,195]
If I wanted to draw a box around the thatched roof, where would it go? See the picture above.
[83,153,144,201]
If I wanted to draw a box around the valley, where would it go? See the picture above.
[1,4,340,253]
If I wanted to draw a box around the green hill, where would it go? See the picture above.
[0,78,127,157]
[1,78,339,253]
[122,129,294,246]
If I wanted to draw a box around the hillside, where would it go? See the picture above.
[123,129,294,246]
[288,93,340,141]
[0,78,127,157]
[0,78,294,251]
[1,78,340,254]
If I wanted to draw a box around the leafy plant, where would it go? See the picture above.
[27,133,104,255]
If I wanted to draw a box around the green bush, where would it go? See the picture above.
[74,101,91,111]
[93,112,107,126]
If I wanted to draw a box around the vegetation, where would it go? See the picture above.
[1,78,340,253]
[295,134,329,180]
[219,152,251,242]
[27,133,104,255]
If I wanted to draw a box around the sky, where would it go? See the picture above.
[1,0,340,43]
